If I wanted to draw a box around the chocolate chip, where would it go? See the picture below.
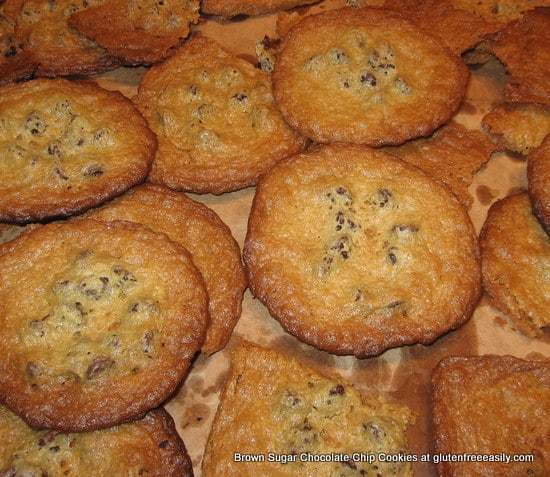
[393,224,419,233]
[83,164,104,177]
[388,247,398,264]
[360,72,377,87]
[377,189,392,207]
[47,141,63,158]
[54,166,69,181]
[86,356,115,379]
[232,92,248,102]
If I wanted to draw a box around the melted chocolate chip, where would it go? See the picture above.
[86,356,115,379]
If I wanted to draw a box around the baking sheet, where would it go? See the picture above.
[91,7,550,476]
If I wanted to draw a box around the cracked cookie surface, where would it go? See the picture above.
[244,143,482,357]
[432,355,550,477]
[0,219,209,432]
[272,6,469,146]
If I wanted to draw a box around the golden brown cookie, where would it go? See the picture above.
[201,0,320,19]
[0,405,193,476]
[449,0,550,22]
[244,143,482,357]
[527,135,550,233]
[68,0,200,66]
[11,0,117,77]
[202,341,416,477]
[482,102,550,155]
[479,192,550,337]
[271,7,469,146]
[135,35,307,195]
[384,120,496,209]
[0,0,36,85]
[0,77,156,223]
[383,0,503,55]
[80,183,247,355]
[479,7,550,105]
[432,355,550,477]
[0,219,209,432]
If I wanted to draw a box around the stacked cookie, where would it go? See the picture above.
[0,61,246,474]
[0,1,549,475]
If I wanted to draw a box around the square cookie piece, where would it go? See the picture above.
[203,341,416,476]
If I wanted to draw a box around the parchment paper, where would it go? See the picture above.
[92,7,550,476]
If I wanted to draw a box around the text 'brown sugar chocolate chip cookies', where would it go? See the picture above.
[202,341,416,477]
[0,219,209,432]
[134,35,307,195]
[272,6,469,146]
[244,143,482,358]
[0,405,194,476]
[0,77,156,223]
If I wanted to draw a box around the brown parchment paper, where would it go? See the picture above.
[91,6,550,476]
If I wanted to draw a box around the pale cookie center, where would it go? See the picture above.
[319,186,422,318]
[302,36,412,102]
[21,251,161,387]
[1,98,113,187]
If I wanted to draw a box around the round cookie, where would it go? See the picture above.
[81,183,247,355]
[0,77,157,223]
[527,134,550,234]
[243,143,482,358]
[271,6,469,146]
[134,35,307,195]
[0,406,193,476]
[479,192,550,337]
[0,219,209,432]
